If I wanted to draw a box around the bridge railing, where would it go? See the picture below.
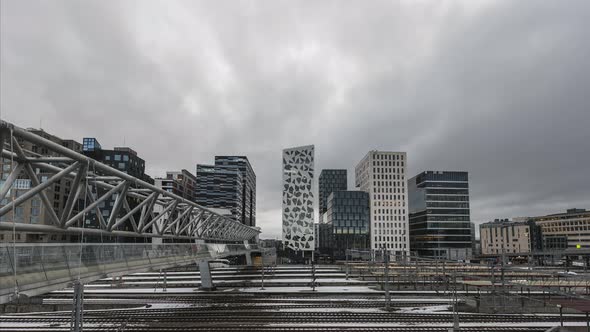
[0,242,259,303]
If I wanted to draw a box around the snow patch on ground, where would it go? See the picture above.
[265,322,590,328]
[275,307,386,313]
[397,304,452,314]
[238,286,381,293]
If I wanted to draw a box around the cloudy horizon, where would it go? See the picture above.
[1,0,589,239]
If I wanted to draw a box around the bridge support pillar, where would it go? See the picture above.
[198,260,215,290]
[245,253,253,266]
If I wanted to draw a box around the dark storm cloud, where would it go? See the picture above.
[1,0,589,238]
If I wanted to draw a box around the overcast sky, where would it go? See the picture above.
[1,1,589,239]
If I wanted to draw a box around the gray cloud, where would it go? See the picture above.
[2,0,589,238]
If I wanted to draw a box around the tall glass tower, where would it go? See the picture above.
[408,171,472,259]
[318,169,347,216]
[214,156,256,227]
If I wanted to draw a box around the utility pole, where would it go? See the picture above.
[311,260,316,291]
[70,280,84,332]
[345,249,349,280]
[501,249,506,292]
[451,271,461,331]
[383,248,391,310]
[491,261,496,293]
[163,270,167,292]
[443,260,448,292]
[260,258,265,290]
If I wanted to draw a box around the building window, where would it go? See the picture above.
[114,155,121,161]
[15,206,24,222]
[31,207,40,216]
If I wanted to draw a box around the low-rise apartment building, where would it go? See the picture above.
[480,218,542,255]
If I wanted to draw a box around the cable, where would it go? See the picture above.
[77,159,90,280]
[9,128,18,298]
[92,161,103,245]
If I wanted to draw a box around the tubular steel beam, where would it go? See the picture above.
[113,195,150,230]
[59,164,88,226]
[0,162,80,218]
[64,181,127,228]
[0,221,202,240]
[106,181,130,231]
[10,136,62,227]
[84,184,109,230]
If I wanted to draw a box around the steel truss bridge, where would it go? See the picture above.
[0,120,259,242]
[0,120,262,303]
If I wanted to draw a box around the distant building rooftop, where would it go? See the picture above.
[114,147,137,155]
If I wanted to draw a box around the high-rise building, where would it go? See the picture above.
[194,156,256,227]
[195,164,243,223]
[318,169,347,216]
[355,151,409,252]
[325,190,370,259]
[282,145,314,251]
[214,156,256,227]
[408,171,472,259]
[0,128,81,242]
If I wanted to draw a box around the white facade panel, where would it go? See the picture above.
[282,145,315,251]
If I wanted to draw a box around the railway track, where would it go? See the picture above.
[0,326,553,332]
[2,311,584,323]
[47,289,555,297]
[41,297,450,306]
[39,302,449,310]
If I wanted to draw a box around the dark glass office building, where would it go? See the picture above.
[214,156,256,227]
[318,169,347,216]
[408,171,472,259]
[325,191,370,259]
[195,164,244,224]
[82,138,154,239]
